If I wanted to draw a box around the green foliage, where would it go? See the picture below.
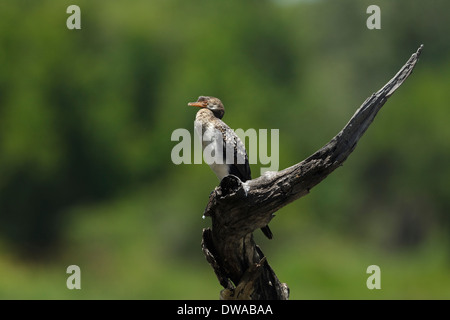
[0,0,449,299]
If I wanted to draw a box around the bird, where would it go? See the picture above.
[188,96,273,239]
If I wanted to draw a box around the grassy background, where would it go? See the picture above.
[0,0,449,299]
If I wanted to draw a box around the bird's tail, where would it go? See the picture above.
[261,225,273,239]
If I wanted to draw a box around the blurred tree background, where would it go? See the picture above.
[0,0,449,299]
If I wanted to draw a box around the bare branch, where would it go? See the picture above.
[201,45,423,300]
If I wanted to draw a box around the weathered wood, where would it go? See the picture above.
[201,45,423,300]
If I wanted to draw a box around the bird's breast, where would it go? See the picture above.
[194,111,250,181]
[208,162,230,181]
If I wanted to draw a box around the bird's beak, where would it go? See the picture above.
[188,101,207,108]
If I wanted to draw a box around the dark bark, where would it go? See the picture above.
[201,45,423,300]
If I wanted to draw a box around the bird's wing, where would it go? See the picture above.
[220,122,251,182]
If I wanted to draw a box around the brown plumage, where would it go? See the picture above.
[188,96,273,239]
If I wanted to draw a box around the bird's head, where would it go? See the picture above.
[188,96,225,119]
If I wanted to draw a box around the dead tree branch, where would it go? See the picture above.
[201,45,423,300]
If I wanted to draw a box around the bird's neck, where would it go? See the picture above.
[195,108,217,124]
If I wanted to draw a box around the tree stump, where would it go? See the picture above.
[201,45,423,300]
